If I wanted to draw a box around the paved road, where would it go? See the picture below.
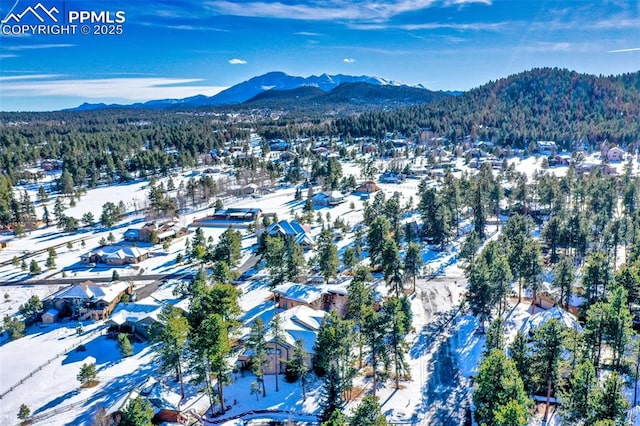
[0,253,261,287]
[0,271,195,287]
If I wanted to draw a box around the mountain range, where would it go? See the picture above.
[70,72,443,111]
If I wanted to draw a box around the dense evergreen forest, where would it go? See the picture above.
[335,68,640,148]
[0,110,249,184]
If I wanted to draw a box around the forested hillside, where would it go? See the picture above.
[335,68,640,148]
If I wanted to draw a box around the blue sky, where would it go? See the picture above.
[0,0,639,111]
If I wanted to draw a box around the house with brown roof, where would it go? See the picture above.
[606,146,625,162]
[355,180,380,193]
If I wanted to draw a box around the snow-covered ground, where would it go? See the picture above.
[3,153,631,424]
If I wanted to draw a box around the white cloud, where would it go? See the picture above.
[294,31,322,36]
[608,47,640,53]
[206,0,440,22]
[228,58,247,65]
[444,0,491,5]
[0,77,227,101]
[343,57,356,63]
[516,41,598,54]
[6,43,74,50]
[0,74,63,81]
[138,22,228,32]
[349,21,506,31]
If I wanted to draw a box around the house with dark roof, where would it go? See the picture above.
[238,305,326,374]
[264,219,314,249]
[380,171,405,184]
[123,221,188,244]
[212,208,262,222]
[312,190,345,206]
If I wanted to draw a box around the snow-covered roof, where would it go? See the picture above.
[54,281,130,304]
[272,283,323,304]
[84,245,149,260]
[520,306,582,336]
[107,303,162,326]
[43,308,59,317]
[268,305,326,353]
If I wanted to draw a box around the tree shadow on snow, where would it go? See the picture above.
[414,330,470,425]
[32,389,80,415]
[63,362,157,426]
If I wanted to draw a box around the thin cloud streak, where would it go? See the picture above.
[228,58,247,64]
[137,22,229,32]
[343,57,356,63]
[206,0,441,22]
[350,21,507,31]
[0,74,64,81]
[608,47,640,53]
[6,44,74,50]
[0,78,227,101]
[444,0,491,5]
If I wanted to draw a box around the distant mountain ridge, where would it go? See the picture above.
[69,71,434,111]
[241,81,449,111]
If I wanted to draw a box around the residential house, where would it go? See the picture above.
[362,143,377,154]
[269,139,291,151]
[273,283,324,310]
[81,246,150,266]
[312,146,330,156]
[40,159,63,171]
[273,280,350,314]
[106,303,162,339]
[22,167,44,181]
[191,207,263,228]
[264,219,314,249]
[355,181,380,193]
[536,141,557,156]
[41,308,59,324]
[279,151,298,162]
[322,286,349,315]
[407,165,430,177]
[46,281,132,321]
[576,162,615,176]
[520,306,581,337]
[238,305,326,374]
[212,208,262,222]
[312,191,345,207]
[379,171,405,184]
[241,183,259,195]
[552,154,571,166]
[606,146,625,162]
[123,221,188,244]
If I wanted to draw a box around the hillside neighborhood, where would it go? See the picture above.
[1,117,640,426]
